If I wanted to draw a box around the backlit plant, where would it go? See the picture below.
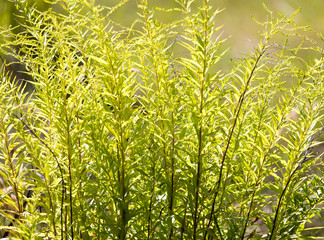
[0,0,324,239]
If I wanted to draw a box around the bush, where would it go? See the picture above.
[1,0,324,239]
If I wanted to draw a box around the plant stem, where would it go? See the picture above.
[12,113,66,239]
[268,125,324,240]
[204,46,266,239]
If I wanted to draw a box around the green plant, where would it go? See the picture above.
[1,0,324,239]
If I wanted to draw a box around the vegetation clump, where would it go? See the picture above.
[0,0,324,239]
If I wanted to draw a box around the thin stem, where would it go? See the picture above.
[0,118,23,216]
[180,199,188,240]
[193,126,203,239]
[241,75,308,239]
[193,2,209,238]
[204,46,266,239]
[140,2,175,238]
[64,110,74,239]
[12,113,66,239]
[168,112,176,240]
[268,126,324,240]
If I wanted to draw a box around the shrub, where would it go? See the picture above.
[1,0,324,239]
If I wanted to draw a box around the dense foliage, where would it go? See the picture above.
[1,0,324,239]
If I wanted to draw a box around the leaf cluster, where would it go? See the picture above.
[0,0,324,239]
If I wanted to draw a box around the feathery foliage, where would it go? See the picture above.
[1,0,324,239]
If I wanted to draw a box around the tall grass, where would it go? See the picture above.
[0,0,324,239]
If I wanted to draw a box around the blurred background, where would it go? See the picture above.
[104,0,324,59]
[0,0,323,105]
[1,0,323,94]
[1,0,323,59]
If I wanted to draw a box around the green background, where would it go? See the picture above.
[1,0,323,58]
